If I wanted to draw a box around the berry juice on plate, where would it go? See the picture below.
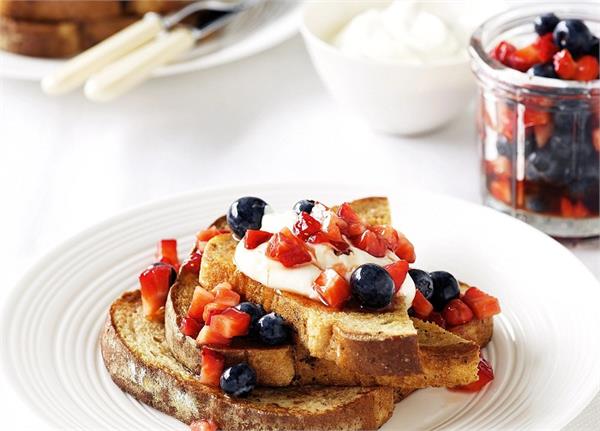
[469,4,599,238]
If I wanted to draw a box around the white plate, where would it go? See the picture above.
[0,0,301,80]
[2,183,600,430]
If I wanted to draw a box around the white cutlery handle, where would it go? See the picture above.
[41,13,163,95]
[84,28,194,102]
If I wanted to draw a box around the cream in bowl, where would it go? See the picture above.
[301,0,505,135]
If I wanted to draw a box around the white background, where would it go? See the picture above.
[0,35,598,429]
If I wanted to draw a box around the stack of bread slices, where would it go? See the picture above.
[101,197,494,430]
[0,0,190,58]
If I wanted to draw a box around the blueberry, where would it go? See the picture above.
[151,262,177,285]
[293,199,316,214]
[350,263,395,309]
[408,269,434,300]
[553,19,593,57]
[525,193,554,213]
[220,363,256,397]
[257,312,290,345]
[526,151,552,182]
[527,63,558,79]
[533,147,574,185]
[553,100,589,133]
[585,36,599,57]
[235,302,265,334]
[227,197,268,239]
[569,178,598,201]
[548,135,572,160]
[525,134,536,156]
[496,135,513,158]
[429,271,460,311]
[534,13,560,35]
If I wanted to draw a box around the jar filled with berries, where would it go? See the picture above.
[470,4,599,238]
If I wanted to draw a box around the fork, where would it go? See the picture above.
[41,0,248,96]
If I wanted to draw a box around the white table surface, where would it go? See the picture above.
[1,35,598,430]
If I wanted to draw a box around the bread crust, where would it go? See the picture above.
[0,14,135,57]
[166,272,481,388]
[200,233,423,377]
[0,0,122,22]
[102,291,395,430]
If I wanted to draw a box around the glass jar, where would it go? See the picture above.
[469,4,599,238]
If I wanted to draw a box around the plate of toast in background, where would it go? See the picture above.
[0,0,301,80]
[2,182,600,430]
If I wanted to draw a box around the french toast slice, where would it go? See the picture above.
[0,15,136,57]
[200,233,421,377]
[101,290,397,430]
[0,0,122,22]
[166,273,481,388]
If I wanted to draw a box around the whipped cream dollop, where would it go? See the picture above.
[234,208,416,306]
[332,0,502,64]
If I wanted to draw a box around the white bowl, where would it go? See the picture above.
[300,1,475,135]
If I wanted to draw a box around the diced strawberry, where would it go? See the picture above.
[213,285,240,307]
[139,264,173,321]
[190,419,218,431]
[210,307,251,338]
[412,290,434,318]
[313,268,351,308]
[197,325,231,346]
[560,197,574,217]
[157,239,179,270]
[293,212,322,241]
[266,228,312,268]
[180,317,203,338]
[211,281,233,292]
[331,263,348,277]
[196,226,228,251]
[593,128,600,152]
[462,287,501,320]
[199,348,225,385]
[574,55,599,81]
[451,357,494,392]
[180,251,202,276]
[426,311,447,329]
[534,122,554,148]
[572,201,591,218]
[187,286,215,320]
[337,203,366,237]
[523,109,551,127]
[486,157,512,178]
[442,299,474,326]
[533,33,558,63]
[394,233,416,263]
[244,230,273,249]
[490,179,511,205]
[497,102,516,141]
[320,213,350,252]
[352,229,387,258]
[384,260,409,294]
[202,302,229,324]
[490,41,516,66]
[507,44,540,72]
[371,225,399,251]
[553,49,577,79]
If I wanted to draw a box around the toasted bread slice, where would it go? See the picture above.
[200,233,421,377]
[0,15,136,57]
[124,0,190,15]
[102,290,396,430]
[0,0,122,22]
[166,273,480,388]
[199,197,421,377]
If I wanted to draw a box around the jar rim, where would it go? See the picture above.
[469,2,600,93]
